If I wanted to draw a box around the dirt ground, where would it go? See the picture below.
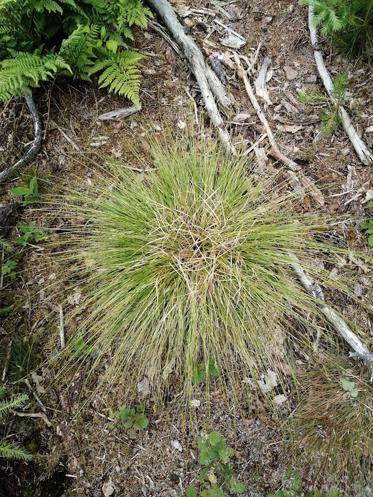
[0,1,372,496]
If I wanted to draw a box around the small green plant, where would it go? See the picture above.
[186,432,246,497]
[72,336,95,360]
[114,405,148,437]
[0,0,152,103]
[11,176,40,205]
[298,73,348,137]
[267,470,341,497]
[300,0,373,58]
[0,390,32,461]
[192,361,219,386]
[1,258,17,280]
[15,223,47,247]
[361,201,373,246]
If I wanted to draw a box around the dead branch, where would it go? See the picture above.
[233,52,301,171]
[307,5,373,166]
[146,0,235,153]
[0,92,42,184]
[292,261,373,378]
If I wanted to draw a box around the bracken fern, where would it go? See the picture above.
[50,138,371,401]
[0,0,152,103]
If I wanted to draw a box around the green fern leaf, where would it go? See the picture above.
[0,442,32,460]
[117,0,153,30]
[31,0,63,14]
[89,50,142,104]
[59,24,99,76]
[0,52,70,101]
[0,393,28,419]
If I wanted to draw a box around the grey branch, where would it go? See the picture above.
[0,92,42,184]
[292,260,373,377]
[146,0,235,154]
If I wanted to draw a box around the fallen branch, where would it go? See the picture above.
[146,0,235,154]
[0,92,42,184]
[307,5,373,166]
[292,261,373,378]
[254,56,272,105]
[233,52,301,171]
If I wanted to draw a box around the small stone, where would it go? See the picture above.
[284,66,298,81]
[273,394,287,405]
[220,33,246,49]
[171,440,183,452]
[177,119,187,130]
[232,112,251,123]
[102,478,115,497]
[137,377,150,397]
[190,399,201,408]
[354,283,364,297]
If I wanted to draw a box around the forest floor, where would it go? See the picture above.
[0,1,372,496]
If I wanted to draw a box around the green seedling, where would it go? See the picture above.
[11,176,40,205]
[298,73,348,137]
[72,337,95,360]
[192,361,219,385]
[115,405,148,438]
[186,432,246,497]
[1,259,17,280]
[15,223,47,247]
[340,378,359,398]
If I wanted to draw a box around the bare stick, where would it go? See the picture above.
[292,261,373,377]
[0,92,42,184]
[254,56,272,105]
[146,0,235,153]
[59,304,65,349]
[307,5,373,165]
[233,52,300,171]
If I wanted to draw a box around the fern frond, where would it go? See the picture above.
[117,0,153,30]
[89,50,142,104]
[0,52,70,101]
[59,24,99,76]
[0,442,32,460]
[30,0,63,14]
[0,393,28,420]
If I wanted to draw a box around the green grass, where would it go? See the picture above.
[50,137,370,400]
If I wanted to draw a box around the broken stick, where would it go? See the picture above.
[146,0,235,154]
[233,52,301,171]
[292,261,373,378]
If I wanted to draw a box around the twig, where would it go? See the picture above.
[307,5,373,165]
[14,411,52,427]
[233,52,300,171]
[146,0,235,153]
[1,339,12,382]
[292,261,373,378]
[0,92,42,184]
[59,304,65,349]
[98,104,142,121]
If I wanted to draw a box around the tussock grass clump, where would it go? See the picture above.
[287,358,373,481]
[54,139,366,399]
